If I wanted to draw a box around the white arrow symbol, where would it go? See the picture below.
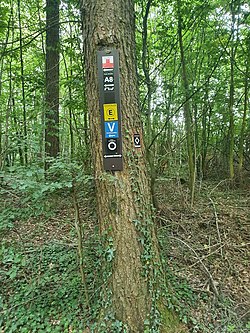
[104,154,122,158]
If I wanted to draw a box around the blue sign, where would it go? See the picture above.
[105,121,119,138]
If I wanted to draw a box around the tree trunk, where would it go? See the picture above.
[0,11,12,170]
[45,0,60,168]
[228,33,235,180]
[177,0,196,206]
[141,0,158,209]
[36,0,46,160]
[228,0,240,181]
[17,0,28,165]
[62,45,74,160]
[238,32,249,184]
[81,0,160,331]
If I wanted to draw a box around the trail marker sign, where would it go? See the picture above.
[103,103,118,121]
[97,49,123,171]
[105,121,119,138]
[134,134,141,148]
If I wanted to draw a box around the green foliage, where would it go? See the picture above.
[164,270,198,323]
[0,160,97,332]
[0,160,93,232]
[0,161,248,332]
[0,159,97,331]
[0,242,88,332]
[0,170,56,232]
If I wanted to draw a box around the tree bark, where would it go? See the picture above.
[45,0,60,168]
[17,0,28,165]
[0,9,12,170]
[228,0,240,180]
[238,32,249,184]
[228,19,235,180]
[177,0,196,206]
[141,0,159,209]
[81,0,159,331]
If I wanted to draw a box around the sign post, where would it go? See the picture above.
[97,49,123,171]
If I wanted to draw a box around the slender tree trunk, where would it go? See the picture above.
[0,13,11,169]
[13,99,24,166]
[75,28,90,169]
[62,44,74,160]
[0,72,2,168]
[36,0,46,159]
[228,0,240,181]
[238,33,249,184]
[45,0,60,169]
[81,0,164,331]
[201,94,208,178]
[177,0,196,206]
[201,86,212,179]
[141,0,158,208]
[228,30,235,180]
[1,65,13,170]
[17,0,28,165]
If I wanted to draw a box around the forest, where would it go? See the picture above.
[0,0,249,332]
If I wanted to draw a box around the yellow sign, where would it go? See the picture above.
[103,104,118,121]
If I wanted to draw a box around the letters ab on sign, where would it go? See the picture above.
[103,73,115,91]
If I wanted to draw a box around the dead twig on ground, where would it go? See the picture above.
[157,216,187,233]
[208,179,229,196]
[209,197,223,258]
[169,236,219,297]
[185,244,226,270]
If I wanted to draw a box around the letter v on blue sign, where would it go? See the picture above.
[105,121,119,138]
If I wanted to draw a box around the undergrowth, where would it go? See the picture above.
[0,162,249,332]
[0,243,88,332]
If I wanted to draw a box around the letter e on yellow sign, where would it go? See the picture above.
[103,104,118,121]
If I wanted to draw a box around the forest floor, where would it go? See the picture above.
[156,178,249,333]
[0,173,249,333]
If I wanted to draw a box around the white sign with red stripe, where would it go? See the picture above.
[102,56,114,69]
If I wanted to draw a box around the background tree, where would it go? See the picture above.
[238,31,249,184]
[176,0,196,206]
[45,0,60,169]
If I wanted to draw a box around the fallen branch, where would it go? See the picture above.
[209,197,223,258]
[169,236,219,297]
[187,244,225,269]
[208,179,229,196]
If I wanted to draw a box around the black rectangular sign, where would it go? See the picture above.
[97,49,123,171]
